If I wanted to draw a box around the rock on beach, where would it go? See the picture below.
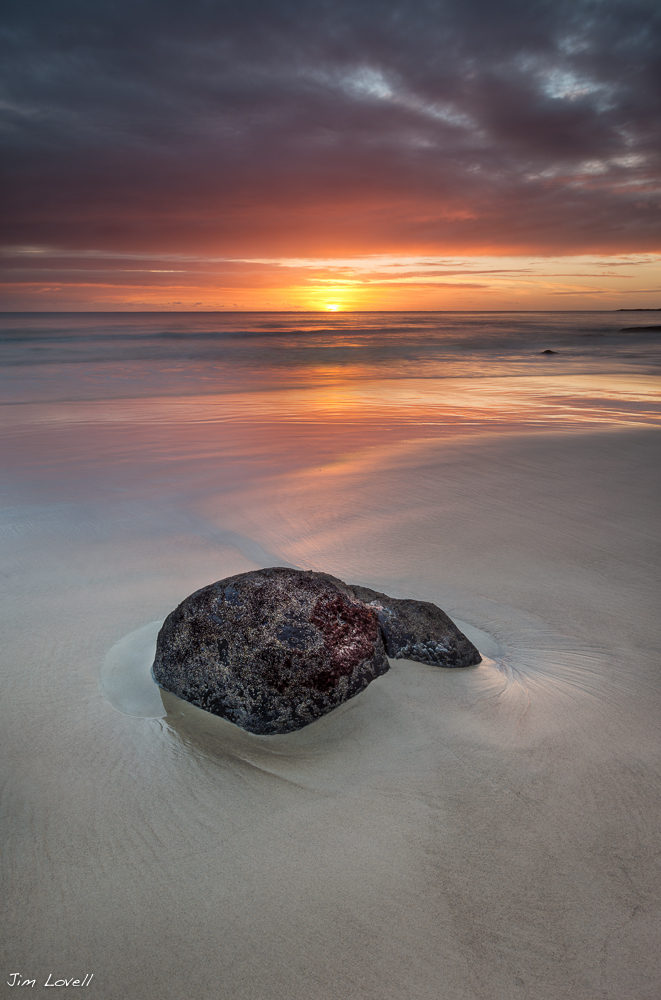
[152,567,481,734]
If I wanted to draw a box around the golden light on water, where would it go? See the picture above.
[12,374,657,439]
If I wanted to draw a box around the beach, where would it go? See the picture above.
[1,312,660,999]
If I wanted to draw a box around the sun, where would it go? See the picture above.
[325,303,340,311]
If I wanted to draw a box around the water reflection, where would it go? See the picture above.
[5,373,660,437]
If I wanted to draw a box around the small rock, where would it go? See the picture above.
[346,583,481,667]
[540,349,558,354]
[152,568,481,734]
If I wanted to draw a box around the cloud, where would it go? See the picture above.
[0,0,659,263]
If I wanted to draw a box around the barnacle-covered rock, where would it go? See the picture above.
[152,567,480,734]
[347,583,481,668]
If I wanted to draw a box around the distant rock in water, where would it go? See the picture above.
[152,567,481,734]
[620,325,661,332]
[540,349,558,354]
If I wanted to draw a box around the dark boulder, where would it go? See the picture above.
[347,583,482,668]
[152,567,481,734]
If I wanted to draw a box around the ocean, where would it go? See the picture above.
[2,311,660,1000]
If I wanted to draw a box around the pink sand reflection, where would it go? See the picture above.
[2,374,659,503]
[4,373,660,433]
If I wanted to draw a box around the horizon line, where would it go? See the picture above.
[1,308,658,315]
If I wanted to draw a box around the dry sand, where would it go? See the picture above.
[2,423,660,1000]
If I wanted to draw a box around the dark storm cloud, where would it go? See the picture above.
[1,0,659,255]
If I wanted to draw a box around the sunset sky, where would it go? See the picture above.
[1,0,659,311]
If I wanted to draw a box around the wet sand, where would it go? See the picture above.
[1,402,660,999]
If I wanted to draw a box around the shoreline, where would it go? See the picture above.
[2,423,660,998]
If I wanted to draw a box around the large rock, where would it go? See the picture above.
[152,567,481,734]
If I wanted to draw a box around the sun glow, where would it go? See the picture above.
[2,250,660,311]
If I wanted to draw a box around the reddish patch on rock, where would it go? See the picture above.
[309,594,379,692]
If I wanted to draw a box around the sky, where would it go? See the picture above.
[1,0,660,310]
